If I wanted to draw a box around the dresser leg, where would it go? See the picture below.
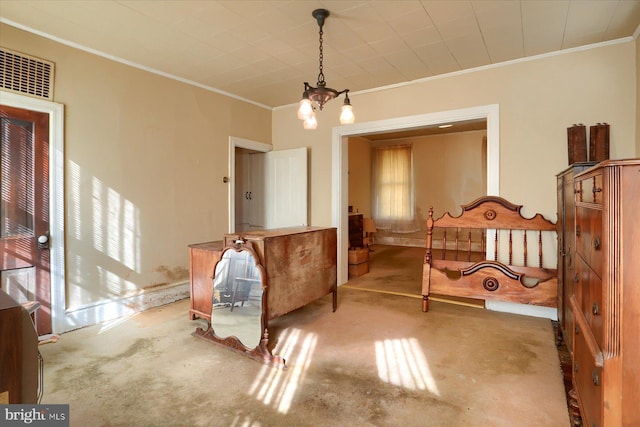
[568,388,582,426]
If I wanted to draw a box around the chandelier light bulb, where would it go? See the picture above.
[340,104,354,124]
[297,97,314,120]
[303,113,318,130]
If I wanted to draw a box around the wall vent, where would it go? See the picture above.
[0,47,55,101]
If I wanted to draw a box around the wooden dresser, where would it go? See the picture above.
[224,226,337,319]
[571,159,640,427]
[188,241,224,321]
[556,162,596,353]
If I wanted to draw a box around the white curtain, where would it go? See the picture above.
[371,144,420,233]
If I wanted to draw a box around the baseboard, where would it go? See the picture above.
[373,236,425,247]
[60,281,190,333]
[486,300,558,320]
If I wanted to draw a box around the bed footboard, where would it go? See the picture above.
[422,196,557,312]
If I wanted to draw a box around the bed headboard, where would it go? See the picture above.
[425,196,556,268]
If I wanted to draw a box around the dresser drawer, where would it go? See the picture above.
[573,320,603,427]
[576,256,604,349]
[575,206,603,278]
[576,172,604,204]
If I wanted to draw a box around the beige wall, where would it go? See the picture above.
[411,130,487,219]
[347,137,372,217]
[1,24,271,308]
[273,39,637,225]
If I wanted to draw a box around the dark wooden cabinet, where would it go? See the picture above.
[556,162,596,353]
[571,159,640,427]
[188,241,223,321]
[0,290,38,403]
[348,213,363,248]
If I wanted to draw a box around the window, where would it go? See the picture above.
[371,144,419,233]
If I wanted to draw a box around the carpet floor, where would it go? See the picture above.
[38,245,570,427]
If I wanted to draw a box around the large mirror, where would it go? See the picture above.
[211,248,263,347]
[193,240,285,368]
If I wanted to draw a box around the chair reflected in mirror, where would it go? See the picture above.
[213,251,257,312]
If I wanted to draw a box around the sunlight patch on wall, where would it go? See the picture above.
[247,328,317,414]
[67,252,84,304]
[92,176,104,253]
[97,266,137,296]
[69,160,82,240]
[122,197,139,271]
[92,176,141,271]
[375,338,439,395]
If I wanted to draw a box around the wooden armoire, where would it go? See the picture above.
[556,161,596,353]
[570,159,640,427]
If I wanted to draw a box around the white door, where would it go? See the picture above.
[264,147,308,229]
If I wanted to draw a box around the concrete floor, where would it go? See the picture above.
[38,246,570,426]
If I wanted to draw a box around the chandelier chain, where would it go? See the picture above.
[298,9,353,128]
[317,25,325,85]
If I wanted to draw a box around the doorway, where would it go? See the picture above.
[0,91,65,335]
[332,104,500,286]
[228,136,309,233]
[228,137,272,233]
[350,123,487,245]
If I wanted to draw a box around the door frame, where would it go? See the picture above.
[331,104,500,285]
[1,90,66,334]
[228,136,272,233]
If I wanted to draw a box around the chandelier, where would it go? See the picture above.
[297,9,354,129]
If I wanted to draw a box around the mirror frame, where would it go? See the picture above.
[192,239,285,369]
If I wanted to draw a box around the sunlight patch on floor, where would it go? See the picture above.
[97,311,140,335]
[229,414,262,427]
[247,327,317,414]
[375,337,439,395]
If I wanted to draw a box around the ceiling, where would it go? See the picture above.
[2,1,640,112]
[360,118,487,140]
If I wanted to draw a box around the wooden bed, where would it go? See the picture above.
[422,196,558,312]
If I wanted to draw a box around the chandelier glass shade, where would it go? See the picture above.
[297,9,354,129]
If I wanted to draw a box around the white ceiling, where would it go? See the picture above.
[1,1,639,109]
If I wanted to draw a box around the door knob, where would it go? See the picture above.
[38,233,50,249]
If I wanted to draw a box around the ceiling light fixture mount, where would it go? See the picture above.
[297,9,354,129]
